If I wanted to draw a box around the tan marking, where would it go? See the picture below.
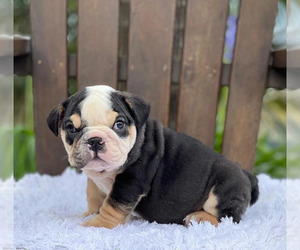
[184,211,219,227]
[82,199,130,229]
[84,178,107,216]
[125,99,133,109]
[203,186,219,218]
[58,105,64,120]
[109,193,145,215]
[70,113,81,129]
[60,130,72,154]
[108,110,118,127]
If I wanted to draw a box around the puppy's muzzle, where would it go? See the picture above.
[87,137,105,153]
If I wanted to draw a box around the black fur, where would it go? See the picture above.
[107,118,259,224]
[47,106,61,136]
[47,86,259,225]
[47,88,87,139]
[242,169,259,205]
[110,91,151,131]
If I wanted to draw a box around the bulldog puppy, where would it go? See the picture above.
[47,85,259,229]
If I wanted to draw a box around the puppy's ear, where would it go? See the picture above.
[123,94,151,129]
[47,104,65,136]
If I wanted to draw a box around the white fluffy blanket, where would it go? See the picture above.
[2,168,299,249]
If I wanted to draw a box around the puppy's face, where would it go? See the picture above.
[47,85,150,174]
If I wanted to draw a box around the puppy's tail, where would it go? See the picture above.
[243,169,259,206]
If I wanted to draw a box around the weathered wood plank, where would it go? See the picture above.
[77,0,119,90]
[222,1,278,171]
[13,53,286,91]
[12,35,287,90]
[177,0,229,147]
[127,0,176,125]
[30,0,68,175]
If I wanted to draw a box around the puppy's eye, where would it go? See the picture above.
[66,123,77,133]
[113,121,125,130]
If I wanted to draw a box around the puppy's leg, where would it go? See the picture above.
[184,211,219,227]
[84,178,106,216]
[82,198,130,229]
[211,163,253,223]
[82,170,153,229]
[184,187,220,227]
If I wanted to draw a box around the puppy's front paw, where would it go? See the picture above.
[81,214,117,229]
[81,216,102,227]
[83,209,99,217]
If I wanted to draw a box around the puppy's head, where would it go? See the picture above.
[47,85,150,174]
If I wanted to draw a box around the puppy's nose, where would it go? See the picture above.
[87,137,104,152]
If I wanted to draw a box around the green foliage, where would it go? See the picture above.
[0,126,13,180]
[214,87,228,153]
[255,134,286,178]
[255,89,286,178]
[287,89,300,178]
[214,87,286,179]
[14,0,30,35]
[67,0,78,53]
[14,76,36,180]
[14,126,36,180]
[0,75,13,180]
[287,145,300,178]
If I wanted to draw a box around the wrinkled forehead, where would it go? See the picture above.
[81,85,117,127]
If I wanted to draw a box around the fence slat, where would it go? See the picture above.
[222,1,278,171]
[30,0,68,175]
[77,0,119,89]
[177,0,229,147]
[127,0,176,125]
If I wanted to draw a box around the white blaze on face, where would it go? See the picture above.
[68,85,137,173]
[81,85,116,127]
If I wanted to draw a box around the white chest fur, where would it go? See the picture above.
[83,169,116,195]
